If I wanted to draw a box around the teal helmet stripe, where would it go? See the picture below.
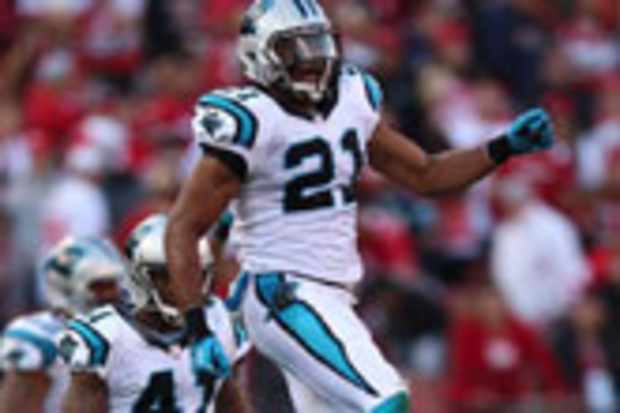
[44,245,87,279]
[292,0,309,18]
[259,0,275,11]
[67,320,110,366]
[4,329,58,368]
[304,0,319,16]
[199,94,258,149]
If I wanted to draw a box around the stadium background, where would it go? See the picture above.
[0,0,619,411]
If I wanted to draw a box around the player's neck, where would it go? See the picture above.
[271,88,318,118]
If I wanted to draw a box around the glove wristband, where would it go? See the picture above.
[487,134,513,165]
[185,307,211,340]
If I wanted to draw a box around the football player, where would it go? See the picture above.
[164,1,556,412]
[59,214,249,413]
[0,237,124,413]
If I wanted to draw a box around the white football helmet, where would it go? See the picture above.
[124,214,213,325]
[42,237,126,314]
[238,0,339,102]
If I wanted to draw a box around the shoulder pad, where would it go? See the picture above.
[341,64,383,112]
[193,104,244,147]
[196,90,261,150]
[58,306,119,372]
[1,316,59,371]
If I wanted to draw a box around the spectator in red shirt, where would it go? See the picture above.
[23,49,85,148]
[449,287,567,412]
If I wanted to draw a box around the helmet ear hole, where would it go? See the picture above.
[247,52,257,62]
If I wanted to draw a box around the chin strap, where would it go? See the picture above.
[151,290,184,327]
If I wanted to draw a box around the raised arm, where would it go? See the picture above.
[62,373,108,413]
[369,108,554,196]
[166,157,241,312]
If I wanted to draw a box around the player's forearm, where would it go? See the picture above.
[165,214,207,312]
[376,144,496,197]
[166,157,242,313]
[369,120,498,197]
[413,146,496,196]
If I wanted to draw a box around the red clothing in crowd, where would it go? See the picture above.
[201,0,249,28]
[449,316,566,406]
[359,209,419,279]
[0,0,17,49]
[495,147,575,214]
[23,83,84,148]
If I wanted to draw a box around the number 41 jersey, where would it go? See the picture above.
[193,65,383,284]
[58,300,245,413]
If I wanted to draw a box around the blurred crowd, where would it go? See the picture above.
[0,0,619,412]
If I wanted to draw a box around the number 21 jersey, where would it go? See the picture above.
[193,65,383,285]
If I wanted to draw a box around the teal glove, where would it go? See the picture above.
[185,307,232,379]
[190,335,232,379]
[506,108,555,154]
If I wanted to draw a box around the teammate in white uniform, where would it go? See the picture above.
[60,214,249,413]
[165,1,556,412]
[0,237,124,413]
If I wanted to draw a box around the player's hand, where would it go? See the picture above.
[185,306,232,379]
[190,334,232,379]
[506,108,555,154]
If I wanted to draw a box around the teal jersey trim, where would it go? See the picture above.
[226,272,250,312]
[371,392,410,413]
[67,320,110,367]
[256,273,378,396]
[234,321,249,349]
[199,95,258,149]
[361,72,383,112]
[4,329,58,368]
[213,210,235,243]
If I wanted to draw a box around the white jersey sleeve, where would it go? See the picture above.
[57,307,119,380]
[192,87,269,181]
[1,316,60,372]
[342,64,384,140]
[206,297,250,364]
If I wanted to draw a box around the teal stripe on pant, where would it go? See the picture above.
[371,392,410,413]
[255,273,378,396]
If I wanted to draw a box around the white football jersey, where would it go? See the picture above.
[192,64,383,284]
[58,299,246,413]
[0,311,69,413]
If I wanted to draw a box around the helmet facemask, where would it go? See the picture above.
[131,263,185,328]
[268,26,338,103]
